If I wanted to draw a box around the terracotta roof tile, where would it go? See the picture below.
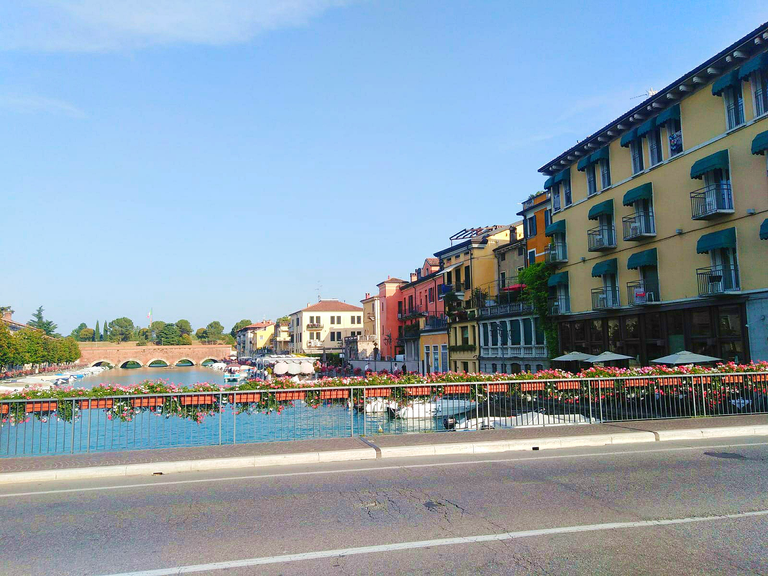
[302,300,363,312]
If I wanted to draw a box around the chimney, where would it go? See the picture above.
[410,273,417,282]
[2,310,11,322]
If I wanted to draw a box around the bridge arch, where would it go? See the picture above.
[201,358,218,366]
[147,359,170,368]
[90,360,114,368]
[174,358,195,367]
[119,359,143,369]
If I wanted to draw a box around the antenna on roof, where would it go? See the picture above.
[316,281,322,302]
[630,88,658,100]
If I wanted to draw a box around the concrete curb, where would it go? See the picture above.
[1,425,767,485]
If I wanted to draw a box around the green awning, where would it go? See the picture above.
[761,219,768,241]
[592,258,617,277]
[655,104,680,125]
[547,271,569,287]
[545,220,566,237]
[627,248,657,270]
[696,227,736,254]
[544,175,555,189]
[623,182,653,206]
[620,128,638,148]
[590,147,609,163]
[588,198,614,220]
[739,52,768,80]
[712,69,740,96]
[636,117,656,138]
[554,168,570,183]
[690,149,729,179]
[753,131,768,155]
[577,156,591,171]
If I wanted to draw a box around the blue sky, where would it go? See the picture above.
[2,1,766,334]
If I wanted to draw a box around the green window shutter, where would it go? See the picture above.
[620,128,638,148]
[738,52,768,80]
[752,131,768,155]
[622,183,653,206]
[696,227,736,254]
[690,150,729,179]
[590,147,609,163]
[545,220,566,237]
[577,156,591,171]
[587,198,614,220]
[554,168,570,183]
[636,117,657,138]
[627,248,657,270]
[591,258,618,277]
[544,176,555,189]
[712,69,740,96]
[655,104,681,125]
[547,272,569,287]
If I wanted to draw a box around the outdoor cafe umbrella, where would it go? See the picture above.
[300,362,315,374]
[288,363,301,375]
[651,350,721,365]
[273,362,289,375]
[586,351,634,363]
[552,352,595,362]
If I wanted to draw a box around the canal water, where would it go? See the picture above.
[78,366,225,389]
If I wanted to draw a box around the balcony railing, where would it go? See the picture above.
[591,287,621,310]
[545,242,568,264]
[726,101,744,129]
[306,323,323,329]
[587,225,616,251]
[756,88,767,117]
[697,265,740,296]
[478,301,534,318]
[549,296,570,315]
[622,211,656,240]
[423,316,448,330]
[480,345,547,359]
[626,279,660,305]
[690,183,734,220]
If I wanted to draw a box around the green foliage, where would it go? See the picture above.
[230,319,252,338]
[157,323,182,345]
[180,334,193,345]
[78,328,95,341]
[175,319,193,336]
[102,319,108,341]
[69,323,87,340]
[150,321,166,340]
[94,321,100,342]
[221,334,236,346]
[195,327,206,341]
[108,317,135,342]
[0,324,80,368]
[518,262,559,358]
[28,306,58,336]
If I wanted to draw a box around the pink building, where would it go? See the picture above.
[376,277,406,359]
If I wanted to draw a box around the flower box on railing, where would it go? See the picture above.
[319,389,349,400]
[0,404,7,414]
[623,378,648,387]
[78,399,114,409]
[556,381,581,390]
[180,394,216,406]
[24,401,58,413]
[444,385,471,394]
[750,374,768,384]
[520,382,545,391]
[365,388,391,398]
[485,383,507,393]
[722,375,744,385]
[232,392,261,403]
[131,397,164,408]
[692,376,712,385]
[275,391,305,401]
[404,386,432,396]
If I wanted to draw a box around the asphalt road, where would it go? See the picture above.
[2,437,768,575]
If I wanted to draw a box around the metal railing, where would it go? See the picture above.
[545,242,567,264]
[591,286,621,310]
[478,302,534,318]
[423,316,448,330]
[306,323,323,329]
[690,183,734,220]
[480,345,547,358]
[756,88,767,117]
[3,372,768,457]
[587,225,616,251]
[627,279,660,305]
[697,265,740,296]
[727,101,744,129]
[622,211,656,240]
[549,296,570,315]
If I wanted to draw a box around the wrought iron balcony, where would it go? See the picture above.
[726,101,745,129]
[690,183,734,220]
[587,225,616,251]
[545,242,568,264]
[697,265,740,296]
[626,279,660,305]
[549,296,570,315]
[480,344,547,359]
[478,301,534,318]
[422,316,448,330]
[591,287,621,310]
[622,212,656,240]
[306,323,323,329]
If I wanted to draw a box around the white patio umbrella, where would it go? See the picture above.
[288,363,301,375]
[651,350,721,365]
[552,352,595,362]
[273,362,289,375]
[586,351,634,363]
[300,362,315,374]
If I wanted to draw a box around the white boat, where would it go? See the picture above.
[209,362,227,371]
[224,365,251,383]
[453,411,596,430]
[387,398,477,419]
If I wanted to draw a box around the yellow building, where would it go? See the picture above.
[235,321,275,358]
[435,226,512,373]
[541,23,768,364]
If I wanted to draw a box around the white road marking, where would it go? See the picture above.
[100,509,768,575]
[1,441,767,499]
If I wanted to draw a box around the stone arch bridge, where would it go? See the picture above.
[78,344,233,369]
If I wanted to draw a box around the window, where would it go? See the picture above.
[527,216,537,237]
[667,119,683,157]
[710,247,740,292]
[397,301,402,315]
[630,140,644,174]
[724,85,744,129]
[336,315,341,324]
[357,315,362,324]
[552,183,562,212]
[432,345,439,372]
[330,316,336,325]
[648,127,663,166]
[563,180,572,207]
[445,271,452,285]
[586,163,597,196]
[544,208,551,227]
[490,322,499,346]
[461,326,469,346]
[527,250,536,266]
[428,287,434,303]
[336,331,342,341]
[603,273,619,307]
[517,246,524,256]
[330,332,336,341]
[464,266,471,290]
[752,70,768,118]
[500,271,506,288]
[481,323,489,346]
[455,267,461,287]
[600,158,611,189]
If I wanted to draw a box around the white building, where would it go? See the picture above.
[288,300,364,355]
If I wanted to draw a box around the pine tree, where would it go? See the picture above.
[94,321,100,342]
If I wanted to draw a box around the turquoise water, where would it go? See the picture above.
[78,366,224,389]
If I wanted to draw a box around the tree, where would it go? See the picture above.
[28,306,58,336]
[102,319,108,341]
[518,262,558,358]
[230,319,252,338]
[0,322,18,368]
[150,321,166,340]
[195,327,206,341]
[94,321,101,342]
[157,324,181,346]
[70,323,87,340]
[221,333,236,346]
[176,319,193,336]
[180,333,193,345]
[79,328,95,341]
[203,321,224,343]
[108,318,135,343]
[14,329,45,364]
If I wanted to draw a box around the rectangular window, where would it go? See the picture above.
[551,183,561,212]
[500,271,506,288]
[455,267,461,287]
[563,180,572,207]
[330,332,336,341]
[464,266,471,290]
[724,85,744,129]
[527,250,536,266]
[517,246,524,256]
[336,315,341,324]
[527,216,537,237]
[397,301,402,315]
[667,119,683,157]
[336,331,342,341]
[461,326,469,346]
[586,163,597,196]
[330,316,336,325]
[753,70,768,117]
[544,209,551,227]
[600,158,611,189]
[630,140,644,174]
[648,128,663,166]
[446,271,452,285]
[428,287,434,302]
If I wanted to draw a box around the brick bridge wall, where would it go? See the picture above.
[78,343,234,368]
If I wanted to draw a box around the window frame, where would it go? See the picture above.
[630,139,644,174]
[599,158,611,190]
[586,163,597,196]
[647,127,663,167]
[723,84,745,130]
[751,69,768,118]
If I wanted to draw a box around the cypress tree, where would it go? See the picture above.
[94,321,100,342]
[103,320,109,341]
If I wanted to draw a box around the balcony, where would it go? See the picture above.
[587,226,616,251]
[422,316,448,331]
[549,296,571,315]
[306,323,323,330]
[545,242,568,264]
[622,212,656,241]
[480,345,547,359]
[697,265,740,296]
[306,340,323,348]
[478,302,534,318]
[626,279,660,305]
[591,287,621,310]
[690,183,734,220]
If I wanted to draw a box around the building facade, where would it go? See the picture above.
[235,321,275,358]
[540,24,768,365]
[517,192,552,266]
[273,321,291,353]
[376,277,406,359]
[288,300,364,355]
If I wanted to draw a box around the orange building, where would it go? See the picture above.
[516,191,552,265]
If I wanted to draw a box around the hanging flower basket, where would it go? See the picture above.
[519,382,545,392]
[180,394,216,406]
[275,391,305,401]
[365,388,391,398]
[444,385,471,394]
[485,383,508,393]
[131,397,164,408]
[556,381,581,390]
[233,392,261,403]
[25,401,58,413]
[319,389,349,400]
[78,399,114,409]
[404,386,432,396]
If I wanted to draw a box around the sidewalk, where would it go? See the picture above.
[1,415,767,485]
